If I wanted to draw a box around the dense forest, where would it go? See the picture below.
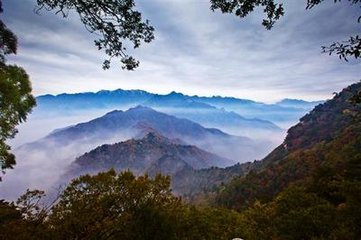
[1,82,360,240]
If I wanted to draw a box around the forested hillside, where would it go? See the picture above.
[213,82,361,239]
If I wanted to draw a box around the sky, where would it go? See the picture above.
[2,0,360,103]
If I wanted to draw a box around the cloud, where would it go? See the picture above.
[1,0,360,102]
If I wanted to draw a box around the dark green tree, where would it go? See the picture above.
[0,1,17,63]
[0,1,36,177]
[0,65,36,178]
[272,186,336,240]
[47,170,248,240]
[210,0,361,62]
[0,200,25,240]
[0,193,49,240]
[48,170,184,239]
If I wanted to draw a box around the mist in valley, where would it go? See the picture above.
[1,96,315,201]
[1,129,137,201]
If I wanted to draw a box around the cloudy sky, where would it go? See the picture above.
[2,0,360,102]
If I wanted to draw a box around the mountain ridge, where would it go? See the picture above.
[35,88,321,129]
[63,132,233,187]
[20,105,271,165]
[37,88,323,105]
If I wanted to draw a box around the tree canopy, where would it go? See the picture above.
[0,170,247,240]
[48,170,182,239]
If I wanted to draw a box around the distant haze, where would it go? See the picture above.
[1,88,322,200]
[8,89,321,147]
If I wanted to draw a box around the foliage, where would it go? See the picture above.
[173,162,252,203]
[233,142,361,239]
[48,169,181,239]
[210,0,284,30]
[323,35,361,62]
[36,0,154,70]
[285,82,360,151]
[0,1,17,63]
[0,170,248,239]
[210,0,361,61]
[349,88,361,104]
[237,201,275,240]
[16,189,49,222]
[272,187,336,240]
[0,200,26,240]
[0,65,36,178]
[179,206,245,240]
[48,170,248,239]
[0,196,48,240]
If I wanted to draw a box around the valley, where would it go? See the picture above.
[1,89,321,200]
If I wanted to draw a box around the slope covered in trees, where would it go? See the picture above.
[216,82,361,207]
[213,82,361,239]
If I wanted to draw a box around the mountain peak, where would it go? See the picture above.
[167,91,185,98]
[142,131,188,145]
[127,105,154,112]
[68,130,230,179]
[104,109,123,116]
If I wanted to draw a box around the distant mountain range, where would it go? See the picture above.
[193,96,320,126]
[1,105,276,200]
[276,98,324,109]
[36,89,153,110]
[35,89,323,131]
[143,91,282,135]
[36,89,322,113]
[28,106,271,163]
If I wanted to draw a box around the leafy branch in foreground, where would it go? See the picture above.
[210,0,284,30]
[0,3,17,63]
[36,0,155,70]
[322,35,361,62]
